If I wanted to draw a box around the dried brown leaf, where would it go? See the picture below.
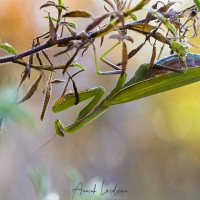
[40,83,51,121]
[61,77,71,97]
[42,50,53,65]
[40,1,67,10]
[128,41,145,60]
[48,13,56,41]
[158,2,176,13]
[86,14,109,32]
[149,45,156,69]
[152,32,167,43]
[128,23,156,34]
[100,36,105,47]
[36,52,43,65]
[17,74,42,104]
[127,23,167,43]
[51,79,65,84]
[18,64,31,89]
[104,0,115,11]
[145,1,160,23]
[63,10,92,18]
[62,48,80,74]
[40,1,57,9]
[71,79,79,105]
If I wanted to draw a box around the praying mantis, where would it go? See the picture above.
[53,52,200,136]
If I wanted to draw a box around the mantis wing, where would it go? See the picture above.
[109,67,200,105]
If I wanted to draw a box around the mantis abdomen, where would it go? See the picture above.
[156,53,200,68]
[147,53,200,79]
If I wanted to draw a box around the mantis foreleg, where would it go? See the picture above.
[52,86,106,134]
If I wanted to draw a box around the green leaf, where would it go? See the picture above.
[110,67,200,105]
[68,22,77,29]
[43,16,58,23]
[0,43,17,55]
[194,0,200,11]
[129,12,137,21]
[149,9,177,37]
[58,0,62,6]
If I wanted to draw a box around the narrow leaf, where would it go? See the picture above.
[128,23,156,33]
[149,9,177,37]
[63,10,92,18]
[40,1,67,10]
[0,43,17,55]
[100,36,104,47]
[86,14,109,32]
[104,0,115,11]
[51,79,65,84]
[61,77,71,97]
[17,74,42,104]
[71,79,79,105]
[62,48,80,74]
[42,49,53,65]
[126,24,167,43]
[128,41,145,60]
[44,16,58,23]
[17,64,31,89]
[40,83,51,121]
[68,22,77,29]
[40,72,52,121]
[36,52,43,65]
[40,1,57,9]
[48,12,57,40]
[158,2,175,13]
[149,45,156,69]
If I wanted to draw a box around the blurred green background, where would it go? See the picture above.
[0,0,200,199]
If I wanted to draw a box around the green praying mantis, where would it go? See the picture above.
[52,52,200,136]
